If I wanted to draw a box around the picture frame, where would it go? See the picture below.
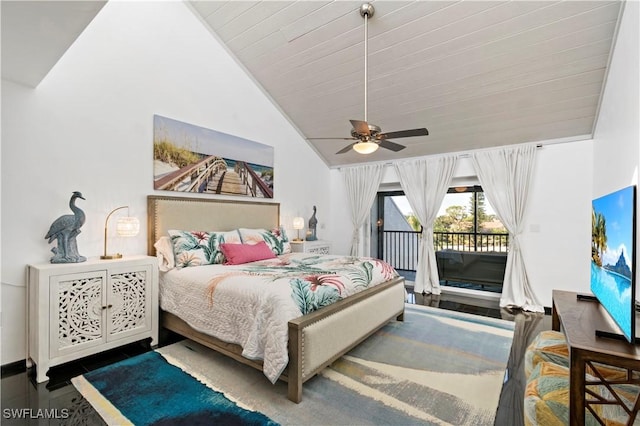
[153,115,274,198]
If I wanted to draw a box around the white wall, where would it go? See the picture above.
[0,1,330,364]
[592,1,639,198]
[591,1,640,294]
[523,142,594,305]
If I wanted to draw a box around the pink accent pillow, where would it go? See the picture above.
[220,241,276,265]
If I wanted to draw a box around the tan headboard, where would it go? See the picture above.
[147,195,280,255]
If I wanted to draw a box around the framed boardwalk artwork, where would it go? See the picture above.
[153,115,274,198]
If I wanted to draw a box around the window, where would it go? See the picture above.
[434,186,508,252]
[372,187,508,292]
[372,187,508,270]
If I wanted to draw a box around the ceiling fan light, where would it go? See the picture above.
[352,141,379,154]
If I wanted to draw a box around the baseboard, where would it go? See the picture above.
[407,280,553,315]
[1,359,27,378]
[441,285,501,301]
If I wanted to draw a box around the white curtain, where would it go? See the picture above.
[394,156,457,294]
[471,144,543,312]
[342,164,384,256]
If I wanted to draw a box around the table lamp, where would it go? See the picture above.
[293,217,304,241]
[101,206,140,259]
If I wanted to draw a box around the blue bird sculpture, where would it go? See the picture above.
[45,191,87,263]
[306,206,318,241]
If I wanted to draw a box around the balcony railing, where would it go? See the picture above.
[434,231,509,253]
[381,230,509,272]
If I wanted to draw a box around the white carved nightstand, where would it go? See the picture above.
[27,255,158,383]
[290,240,332,255]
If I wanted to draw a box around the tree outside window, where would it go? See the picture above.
[433,186,508,252]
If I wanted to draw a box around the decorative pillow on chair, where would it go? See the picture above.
[238,227,291,255]
[524,330,569,379]
[220,241,276,265]
[168,230,241,268]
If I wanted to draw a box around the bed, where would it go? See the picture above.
[147,195,406,402]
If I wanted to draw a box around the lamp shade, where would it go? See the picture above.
[352,141,379,154]
[102,205,138,260]
[293,217,304,230]
[116,216,140,237]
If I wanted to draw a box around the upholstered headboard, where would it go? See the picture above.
[147,195,280,255]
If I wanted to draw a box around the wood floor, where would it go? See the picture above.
[1,287,551,426]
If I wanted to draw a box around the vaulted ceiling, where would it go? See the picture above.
[2,1,624,168]
[188,0,623,167]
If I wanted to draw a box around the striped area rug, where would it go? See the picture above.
[74,304,514,425]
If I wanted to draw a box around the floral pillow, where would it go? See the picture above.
[168,229,241,268]
[238,227,291,255]
[270,226,291,254]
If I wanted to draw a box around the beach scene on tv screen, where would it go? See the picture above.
[591,186,635,340]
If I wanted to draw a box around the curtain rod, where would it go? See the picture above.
[334,135,591,170]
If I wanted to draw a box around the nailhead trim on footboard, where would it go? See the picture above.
[300,282,406,379]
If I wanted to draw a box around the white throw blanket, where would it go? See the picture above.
[158,253,398,382]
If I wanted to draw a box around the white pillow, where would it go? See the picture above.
[154,236,175,272]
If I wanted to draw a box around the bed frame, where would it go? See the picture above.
[147,195,405,403]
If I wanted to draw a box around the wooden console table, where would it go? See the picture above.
[552,290,640,425]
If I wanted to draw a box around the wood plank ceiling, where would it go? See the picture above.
[189,0,623,167]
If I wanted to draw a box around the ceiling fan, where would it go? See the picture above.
[309,3,429,155]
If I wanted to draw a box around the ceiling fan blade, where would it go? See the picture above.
[350,119,370,136]
[307,137,357,140]
[377,128,429,139]
[336,143,355,154]
[379,139,406,152]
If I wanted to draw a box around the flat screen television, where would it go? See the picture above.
[590,185,637,343]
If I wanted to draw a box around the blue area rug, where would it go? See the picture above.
[71,351,277,425]
[73,304,514,425]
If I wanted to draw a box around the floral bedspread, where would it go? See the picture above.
[158,253,399,383]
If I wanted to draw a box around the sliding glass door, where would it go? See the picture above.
[373,187,508,293]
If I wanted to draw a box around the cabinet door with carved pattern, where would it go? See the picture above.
[106,264,153,341]
[50,270,107,358]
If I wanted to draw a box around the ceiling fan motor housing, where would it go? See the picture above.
[351,123,381,140]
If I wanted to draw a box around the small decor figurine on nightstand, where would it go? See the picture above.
[44,191,87,263]
[306,205,318,241]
